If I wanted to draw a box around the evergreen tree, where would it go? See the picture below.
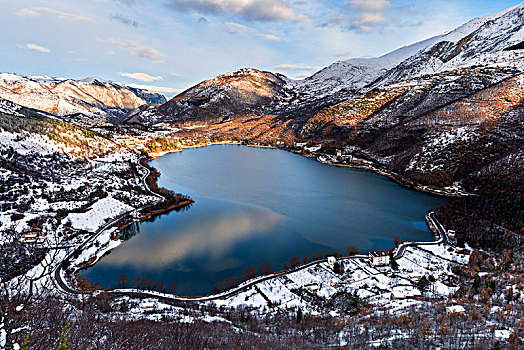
[417,276,430,293]
[57,322,71,350]
[390,254,399,271]
[296,308,303,323]
[333,261,341,274]
[348,291,360,312]
[472,273,482,294]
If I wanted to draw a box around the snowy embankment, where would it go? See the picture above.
[65,196,134,232]
[316,152,471,197]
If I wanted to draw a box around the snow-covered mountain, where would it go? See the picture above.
[299,2,524,96]
[0,73,166,125]
[297,35,445,98]
[130,3,524,127]
[125,68,297,125]
[376,2,524,86]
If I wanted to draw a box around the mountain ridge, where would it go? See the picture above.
[128,3,524,127]
[0,72,167,126]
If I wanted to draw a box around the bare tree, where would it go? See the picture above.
[1,233,66,350]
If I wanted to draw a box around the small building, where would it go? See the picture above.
[447,230,456,240]
[327,256,337,266]
[140,302,155,310]
[391,289,405,299]
[304,283,319,292]
[369,251,390,267]
[391,286,422,299]
[446,305,465,315]
[19,233,46,245]
[336,150,343,158]
[455,248,469,255]
[408,273,424,283]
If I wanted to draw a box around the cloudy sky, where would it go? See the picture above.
[1,0,521,96]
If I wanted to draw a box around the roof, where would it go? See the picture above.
[408,273,423,278]
[446,305,465,313]
[369,251,389,258]
[140,302,155,309]
[392,286,421,298]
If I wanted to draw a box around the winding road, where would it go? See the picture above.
[52,156,165,294]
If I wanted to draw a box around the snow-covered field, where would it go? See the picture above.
[66,197,134,232]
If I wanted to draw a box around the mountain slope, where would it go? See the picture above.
[280,3,524,105]
[121,3,524,195]
[0,98,120,158]
[0,73,167,126]
[377,3,524,86]
[147,68,296,125]
[201,68,523,195]
[296,34,445,100]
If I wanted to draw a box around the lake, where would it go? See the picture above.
[83,145,447,296]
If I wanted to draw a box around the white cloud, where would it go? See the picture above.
[225,22,281,42]
[104,38,165,60]
[225,22,251,35]
[349,0,391,12]
[295,73,312,79]
[168,0,300,21]
[15,7,98,24]
[128,83,183,95]
[113,0,146,6]
[348,0,391,32]
[18,43,51,53]
[119,72,163,82]
[110,13,140,27]
[14,8,40,18]
[272,64,322,71]
[263,34,281,42]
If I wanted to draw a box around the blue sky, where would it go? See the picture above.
[1,0,522,97]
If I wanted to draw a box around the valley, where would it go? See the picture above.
[0,2,523,348]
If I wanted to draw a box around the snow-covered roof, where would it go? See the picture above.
[392,286,421,299]
[446,305,466,314]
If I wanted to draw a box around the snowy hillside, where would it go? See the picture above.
[299,3,524,96]
[0,97,23,116]
[297,34,445,98]
[377,3,524,86]
[0,99,121,158]
[130,3,524,127]
[149,68,297,124]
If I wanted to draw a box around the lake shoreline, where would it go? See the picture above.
[315,155,469,198]
[65,156,195,277]
[146,141,469,198]
[78,144,446,295]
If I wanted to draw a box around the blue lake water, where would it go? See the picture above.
[83,145,447,296]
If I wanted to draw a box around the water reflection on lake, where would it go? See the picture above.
[99,201,284,271]
[83,145,447,296]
